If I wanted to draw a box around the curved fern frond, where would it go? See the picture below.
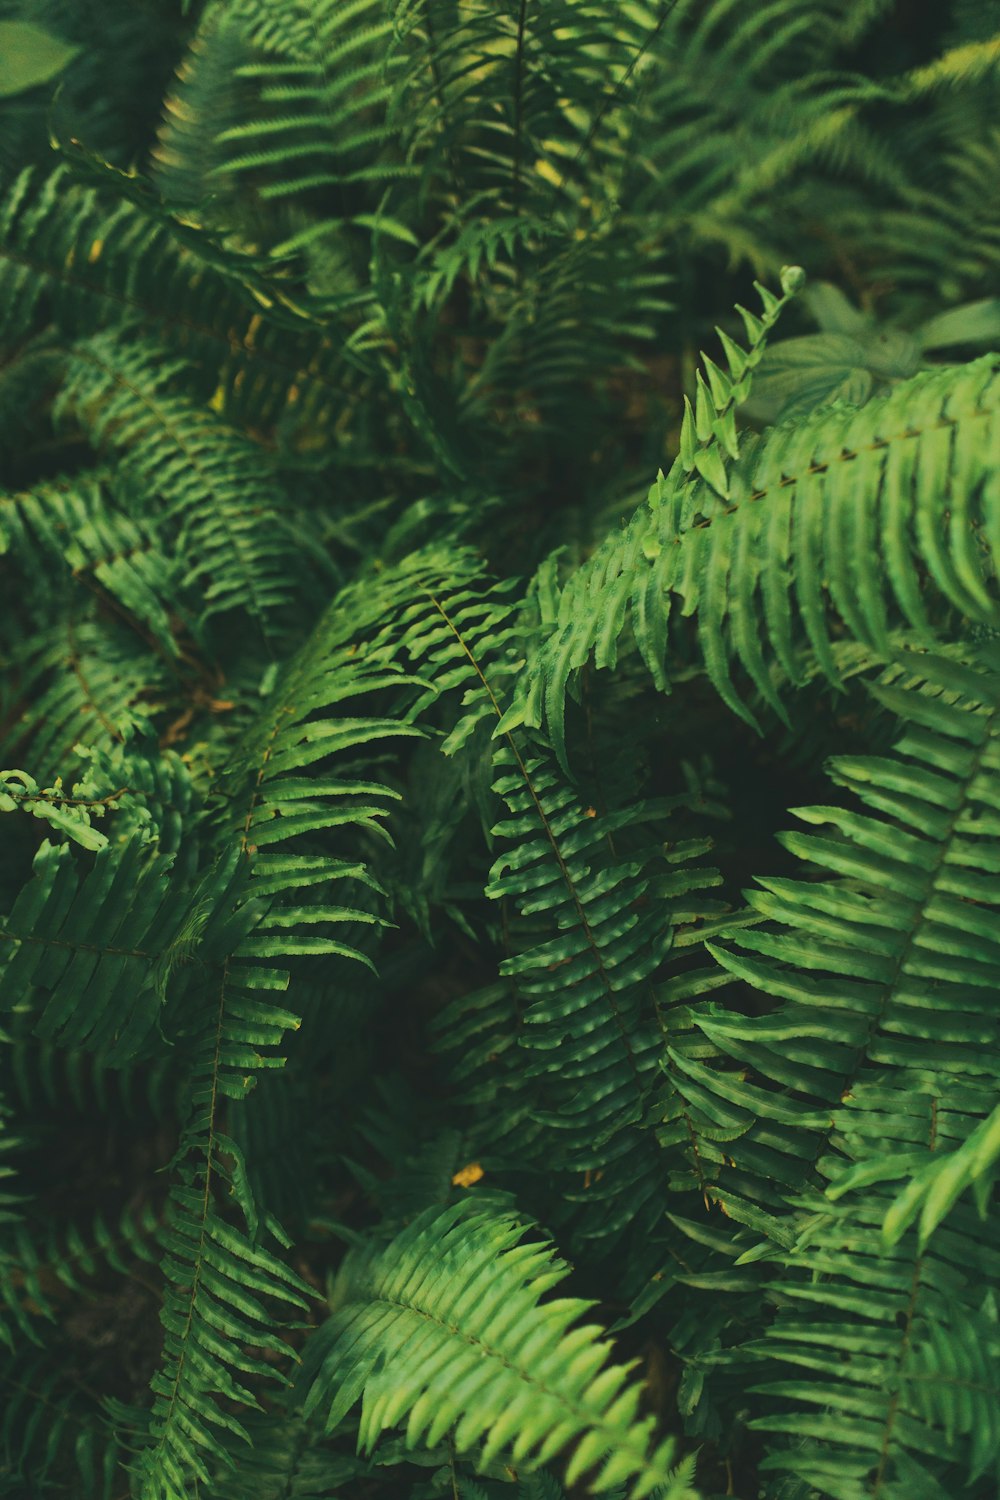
[524,353,1000,756]
[672,649,1000,1220]
[216,573,427,965]
[58,335,312,641]
[301,1198,695,1499]
[0,164,359,435]
[1,473,184,658]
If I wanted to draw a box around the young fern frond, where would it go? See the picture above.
[301,1198,695,1499]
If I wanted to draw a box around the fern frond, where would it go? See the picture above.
[525,353,1000,754]
[0,615,166,778]
[134,1184,312,1498]
[672,650,1000,1217]
[1,473,184,657]
[744,1181,1000,1496]
[301,1198,694,1499]
[57,334,311,640]
[216,579,425,966]
[1,1200,160,1342]
[872,1099,1000,1250]
[0,837,194,1063]
[0,1347,122,1497]
[0,164,359,435]
[132,858,316,1497]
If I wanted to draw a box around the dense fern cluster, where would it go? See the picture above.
[1,2,999,1497]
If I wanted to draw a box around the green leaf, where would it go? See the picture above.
[0,22,79,97]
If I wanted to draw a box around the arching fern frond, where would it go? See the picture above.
[58,334,313,642]
[301,1197,695,1498]
[744,1177,1000,1497]
[522,353,1000,756]
[0,164,361,436]
[215,572,427,965]
[672,648,1000,1221]
[1,473,183,658]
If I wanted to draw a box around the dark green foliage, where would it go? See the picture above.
[1,4,999,1499]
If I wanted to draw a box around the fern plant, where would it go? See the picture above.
[0,3,998,1498]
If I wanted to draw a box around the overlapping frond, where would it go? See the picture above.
[744,1182,1000,1498]
[58,335,311,640]
[211,0,411,256]
[0,836,193,1063]
[523,352,1000,755]
[0,1347,122,1497]
[1,473,183,656]
[662,650,1000,1490]
[674,650,1000,1208]
[301,1198,695,1499]
[0,163,359,435]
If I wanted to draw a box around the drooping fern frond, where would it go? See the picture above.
[153,6,255,217]
[301,1197,695,1499]
[214,578,428,967]
[129,854,317,1498]
[1,473,184,658]
[359,558,727,1266]
[389,0,647,220]
[134,1151,313,1499]
[662,648,1000,1490]
[0,164,362,436]
[57,334,315,642]
[674,648,1000,1216]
